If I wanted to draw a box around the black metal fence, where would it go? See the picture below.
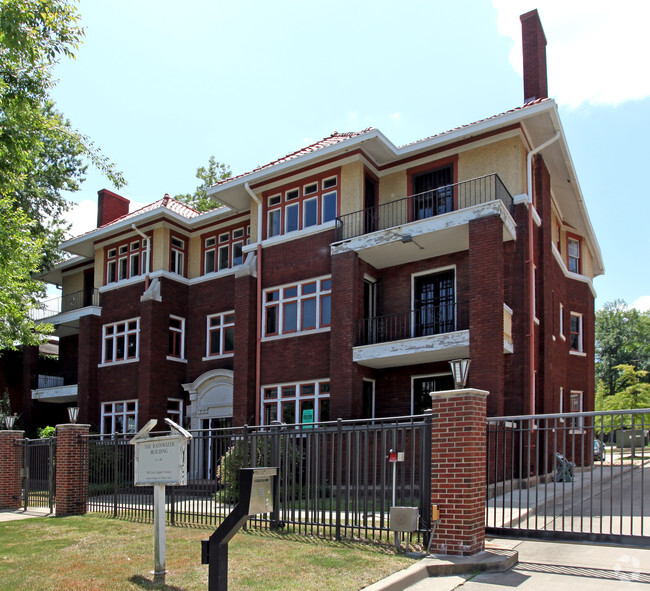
[356,301,469,346]
[335,173,513,242]
[17,437,56,512]
[86,415,433,545]
[486,409,650,546]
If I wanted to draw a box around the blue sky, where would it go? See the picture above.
[50,0,650,311]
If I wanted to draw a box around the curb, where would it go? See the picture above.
[363,546,518,591]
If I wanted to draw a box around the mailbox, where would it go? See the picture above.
[202,467,278,591]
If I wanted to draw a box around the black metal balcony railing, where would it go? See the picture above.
[355,301,469,346]
[335,173,513,242]
[31,288,100,321]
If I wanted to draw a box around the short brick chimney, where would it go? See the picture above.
[97,189,130,228]
[520,9,548,103]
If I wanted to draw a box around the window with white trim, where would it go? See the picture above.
[170,235,186,276]
[102,318,139,364]
[264,174,338,239]
[569,312,583,353]
[263,276,332,338]
[569,390,583,429]
[568,237,581,274]
[105,237,149,285]
[101,400,137,435]
[206,312,235,357]
[168,315,185,359]
[202,223,250,275]
[262,381,330,425]
[167,398,184,425]
[559,303,565,339]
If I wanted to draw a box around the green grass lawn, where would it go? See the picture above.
[0,515,413,590]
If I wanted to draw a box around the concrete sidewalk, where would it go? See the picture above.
[369,537,650,590]
[0,508,52,522]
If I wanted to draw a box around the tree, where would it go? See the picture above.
[595,300,650,396]
[599,365,650,439]
[0,0,124,346]
[175,156,231,212]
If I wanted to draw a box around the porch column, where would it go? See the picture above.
[0,430,24,509]
[55,423,89,516]
[429,388,488,556]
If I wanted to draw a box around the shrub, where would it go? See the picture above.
[37,426,56,439]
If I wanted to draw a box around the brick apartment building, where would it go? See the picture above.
[24,10,602,435]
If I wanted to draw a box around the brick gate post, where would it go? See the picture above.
[0,430,24,510]
[429,388,488,556]
[55,424,90,517]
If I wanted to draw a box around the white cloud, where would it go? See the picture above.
[391,112,402,121]
[493,0,650,108]
[632,296,650,312]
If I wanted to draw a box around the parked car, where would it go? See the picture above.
[594,439,606,462]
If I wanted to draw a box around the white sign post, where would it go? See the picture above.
[130,418,192,581]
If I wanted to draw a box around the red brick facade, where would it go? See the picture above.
[54,424,89,516]
[0,430,23,509]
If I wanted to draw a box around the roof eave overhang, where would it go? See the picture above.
[208,100,558,211]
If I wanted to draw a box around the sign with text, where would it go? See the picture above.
[131,419,191,486]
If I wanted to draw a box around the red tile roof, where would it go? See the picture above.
[97,195,201,230]
[217,128,376,186]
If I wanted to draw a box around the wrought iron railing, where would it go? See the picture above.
[85,414,433,545]
[486,408,650,546]
[335,173,513,242]
[355,301,469,346]
[31,289,100,321]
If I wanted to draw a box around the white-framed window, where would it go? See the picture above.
[102,318,139,364]
[168,315,185,360]
[559,302,565,340]
[264,174,339,239]
[170,236,185,276]
[569,390,583,429]
[105,237,149,285]
[263,276,332,338]
[569,312,583,353]
[568,237,581,274]
[411,373,455,415]
[206,312,235,357]
[167,398,184,426]
[262,380,330,426]
[202,223,250,275]
[101,400,138,435]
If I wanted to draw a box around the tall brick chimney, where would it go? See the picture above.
[97,189,130,228]
[520,9,548,103]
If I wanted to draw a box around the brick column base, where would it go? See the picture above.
[0,431,24,509]
[430,388,488,556]
[55,424,90,517]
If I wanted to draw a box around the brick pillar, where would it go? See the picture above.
[55,424,89,516]
[469,216,504,416]
[0,430,24,509]
[430,388,488,556]
[233,270,258,426]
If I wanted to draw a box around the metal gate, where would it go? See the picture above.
[486,409,650,546]
[18,438,56,513]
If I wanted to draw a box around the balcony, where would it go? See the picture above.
[353,302,470,369]
[32,381,78,404]
[332,174,516,268]
[32,289,101,336]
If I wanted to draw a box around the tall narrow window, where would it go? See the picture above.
[569,313,583,353]
[170,236,185,276]
[568,237,581,274]
[168,315,185,360]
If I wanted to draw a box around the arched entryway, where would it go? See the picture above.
[182,369,233,479]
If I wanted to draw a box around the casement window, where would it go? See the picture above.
[206,312,235,357]
[567,236,581,274]
[167,398,183,426]
[264,174,339,239]
[262,381,330,426]
[105,237,149,285]
[102,318,139,364]
[101,400,137,435]
[263,276,332,338]
[170,235,186,276]
[168,315,185,360]
[569,312,583,353]
[202,223,250,275]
